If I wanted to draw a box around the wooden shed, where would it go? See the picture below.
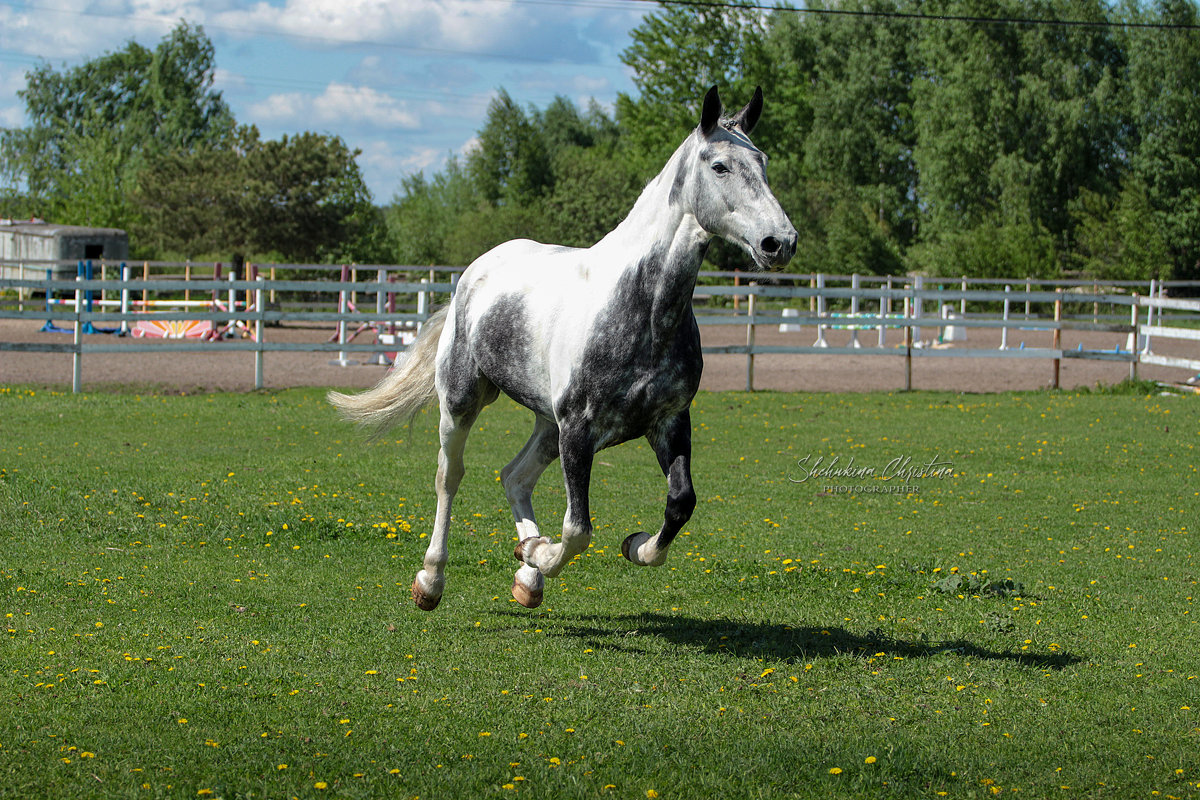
[0,219,130,280]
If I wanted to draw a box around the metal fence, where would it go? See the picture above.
[3,259,1199,392]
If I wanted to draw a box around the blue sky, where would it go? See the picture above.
[0,0,650,201]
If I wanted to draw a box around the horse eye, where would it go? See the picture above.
[712,162,730,175]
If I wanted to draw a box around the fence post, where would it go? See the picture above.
[913,274,924,344]
[330,265,355,366]
[1130,298,1140,381]
[72,275,83,393]
[1052,290,1062,390]
[903,295,912,391]
[368,268,391,366]
[1000,285,1011,350]
[254,277,265,390]
[849,273,862,348]
[227,268,237,338]
[119,263,130,336]
[417,278,429,334]
[879,276,892,348]
[1142,278,1156,355]
[746,289,756,391]
[813,273,828,347]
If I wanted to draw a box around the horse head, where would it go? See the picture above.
[679,86,798,270]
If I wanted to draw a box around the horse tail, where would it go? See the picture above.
[327,306,449,439]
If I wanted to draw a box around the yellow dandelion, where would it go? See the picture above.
[865,756,877,764]
[314,781,328,790]
[829,767,843,775]
[647,791,659,799]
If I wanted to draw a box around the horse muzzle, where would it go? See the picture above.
[755,229,797,268]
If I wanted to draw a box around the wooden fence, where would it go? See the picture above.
[2,260,1198,393]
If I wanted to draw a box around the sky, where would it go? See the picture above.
[0,0,651,201]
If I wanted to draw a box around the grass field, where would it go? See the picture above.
[1,384,1197,800]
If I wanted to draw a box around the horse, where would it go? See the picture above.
[329,86,796,611]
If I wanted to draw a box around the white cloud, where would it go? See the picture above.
[0,0,185,58]
[0,104,25,127]
[211,0,600,62]
[251,82,418,130]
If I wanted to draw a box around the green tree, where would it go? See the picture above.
[0,21,232,219]
[133,126,385,263]
[544,145,643,248]
[387,157,478,266]
[1071,181,1171,281]
[1124,0,1200,281]
[803,2,919,256]
[467,90,553,206]
[616,2,770,175]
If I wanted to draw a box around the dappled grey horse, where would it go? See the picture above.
[330,86,796,610]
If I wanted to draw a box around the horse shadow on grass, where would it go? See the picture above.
[492,611,1082,671]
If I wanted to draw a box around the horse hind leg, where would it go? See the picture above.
[623,412,696,567]
[411,383,494,610]
[502,415,560,608]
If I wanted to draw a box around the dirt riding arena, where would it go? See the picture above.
[2,316,1193,394]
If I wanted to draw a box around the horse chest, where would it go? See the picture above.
[557,314,702,447]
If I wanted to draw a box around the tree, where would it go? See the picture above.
[803,1,919,254]
[1071,181,1171,281]
[133,126,386,263]
[1124,0,1200,281]
[387,158,477,266]
[545,145,643,248]
[616,3,770,175]
[0,21,233,220]
[467,91,553,206]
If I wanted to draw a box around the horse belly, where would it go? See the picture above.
[466,293,555,418]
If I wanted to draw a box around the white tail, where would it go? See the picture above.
[327,307,448,438]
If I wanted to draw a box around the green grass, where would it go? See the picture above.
[1,385,1197,800]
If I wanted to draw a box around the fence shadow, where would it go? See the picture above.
[493,610,1082,671]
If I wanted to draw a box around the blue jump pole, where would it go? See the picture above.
[81,260,98,335]
[40,267,71,333]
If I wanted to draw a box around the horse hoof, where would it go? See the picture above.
[622,531,648,562]
[411,578,441,611]
[622,531,667,566]
[513,537,548,565]
[511,578,544,609]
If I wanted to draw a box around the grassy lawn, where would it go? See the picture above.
[0,385,1196,799]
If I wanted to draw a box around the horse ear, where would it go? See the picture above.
[700,85,721,137]
[731,86,764,135]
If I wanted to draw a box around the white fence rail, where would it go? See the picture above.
[3,260,1199,393]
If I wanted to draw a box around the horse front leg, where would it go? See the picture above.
[514,422,593,579]
[501,415,560,608]
[623,411,696,567]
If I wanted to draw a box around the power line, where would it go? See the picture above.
[610,0,1200,31]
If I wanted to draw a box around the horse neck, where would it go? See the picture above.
[596,135,709,325]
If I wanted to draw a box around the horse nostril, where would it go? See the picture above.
[762,236,781,254]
